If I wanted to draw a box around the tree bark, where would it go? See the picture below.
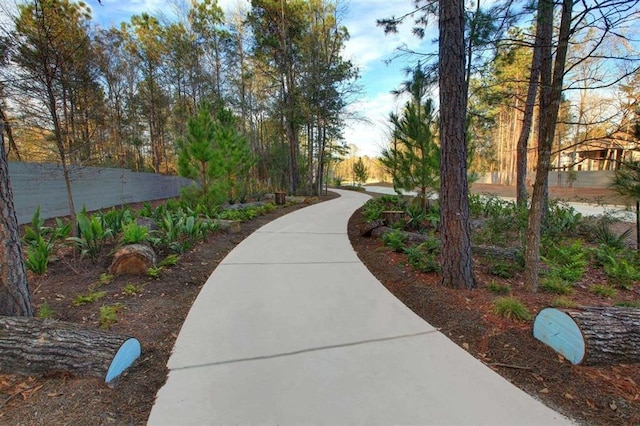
[0,131,32,316]
[515,23,543,206]
[534,307,640,365]
[525,0,573,292]
[0,317,140,383]
[439,0,475,289]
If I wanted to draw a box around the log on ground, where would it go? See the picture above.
[109,243,157,276]
[533,306,640,365]
[0,317,140,383]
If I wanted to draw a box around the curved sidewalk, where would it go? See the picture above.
[148,189,572,425]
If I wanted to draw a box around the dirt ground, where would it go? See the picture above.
[1,186,639,425]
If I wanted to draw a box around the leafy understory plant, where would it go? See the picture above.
[99,273,114,285]
[37,301,54,319]
[67,209,114,260]
[551,297,578,309]
[493,297,532,321]
[615,300,640,308]
[404,241,441,273]
[381,230,407,253]
[487,281,511,295]
[590,284,617,298]
[121,220,150,245]
[99,304,123,329]
[147,266,164,278]
[24,236,54,274]
[73,290,107,306]
[159,254,180,267]
[540,275,573,295]
[123,283,144,296]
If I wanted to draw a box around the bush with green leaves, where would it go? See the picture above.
[23,208,70,274]
[540,275,573,295]
[99,304,123,329]
[67,209,114,260]
[101,207,134,235]
[590,284,617,298]
[381,230,407,253]
[72,290,107,306]
[493,297,531,321]
[488,259,519,278]
[24,236,54,274]
[487,281,510,294]
[37,301,54,319]
[615,300,640,308]
[541,239,587,283]
[551,297,578,308]
[604,257,640,289]
[121,220,151,245]
[361,195,406,222]
[404,240,441,273]
[542,201,582,238]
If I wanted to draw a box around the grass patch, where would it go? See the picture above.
[551,297,579,308]
[493,297,532,321]
[540,276,573,295]
[614,300,640,308]
[590,284,617,298]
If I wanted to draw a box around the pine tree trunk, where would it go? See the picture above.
[0,132,32,316]
[439,0,475,289]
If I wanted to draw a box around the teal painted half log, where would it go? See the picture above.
[533,308,585,365]
[105,338,141,383]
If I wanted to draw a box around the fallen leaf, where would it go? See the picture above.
[462,342,469,350]
[564,393,574,400]
[540,388,549,394]
[610,401,618,411]
[586,399,596,409]
[47,392,63,397]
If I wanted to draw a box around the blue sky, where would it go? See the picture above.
[90,0,435,157]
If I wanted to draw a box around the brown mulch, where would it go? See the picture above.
[2,186,640,425]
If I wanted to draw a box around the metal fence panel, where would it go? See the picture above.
[9,162,194,224]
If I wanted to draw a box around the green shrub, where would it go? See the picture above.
[381,230,407,253]
[361,195,406,222]
[489,260,518,279]
[24,236,53,275]
[487,281,511,294]
[551,296,578,308]
[123,283,144,296]
[72,290,107,306]
[404,244,441,273]
[121,220,150,245]
[147,266,164,278]
[540,275,573,295]
[101,207,133,234]
[590,284,617,298]
[159,254,180,267]
[36,301,54,319]
[493,297,532,321]
[99,304,123,329]
[614,300,640,308]
[604,257,640,290]
[67,209,114,260]
[542,240,587,283]
[543,201,582,238]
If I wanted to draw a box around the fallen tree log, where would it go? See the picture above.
[0,317,140,383]
[533,307,640,365]
[109,243,156,276]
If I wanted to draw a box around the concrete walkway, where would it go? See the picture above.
[148,189,572,425]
